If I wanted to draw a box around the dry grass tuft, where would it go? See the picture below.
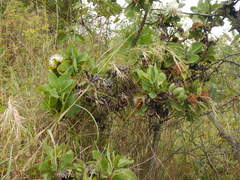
[0,98,24,141]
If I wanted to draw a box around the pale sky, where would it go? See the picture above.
[116,0,238,37]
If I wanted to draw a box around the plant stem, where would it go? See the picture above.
[131,1,153,47]
[146,118,162,179]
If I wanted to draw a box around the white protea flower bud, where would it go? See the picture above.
[48,54,63,69]
[50,54,63,63]
[48,58,58,69]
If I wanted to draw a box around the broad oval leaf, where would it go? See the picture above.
[189,42,204,54]
[186,54,200,64]
[117,158,134,168]
[112,168,137,180]
[173,87,185,96]
[148,92,157,99]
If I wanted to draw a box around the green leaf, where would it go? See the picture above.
[37,160,53,174]
[83,170,93,180]
[48,71,59,89]
[141,80,152,91]
[186,54,200,64]
[170,100,184,111]
[57,32,68,44]
[74,34,85,41]
[211,3,223,11]
[113,155,121,168]
[112,168,137,180]
[42,96,58,111]
[73,57,78,73]
[232,34,240,44]
[100,157,110,174]
[156,72,166,87]
[137,70,150,81]
[139,27,153,45]
[92,150,102,160]
[148,92,157,99]
[117,158,134,168]
[177,92,187,101]
[205,46,216,62]
[193,0,211,13]
[65,95,80,117]
[169,83,176,92]
[60,151,74,170]
[40,85,59,98]
[57,60,72,74]
[125,4,139,18]
[209,83,218,96]
[148,65,155,83]
[191,6,199,13]
[168,43,185,57]
[189,42,203,54]
[57,73,76,94]
[48,88,59,99]
[173,87,184,96]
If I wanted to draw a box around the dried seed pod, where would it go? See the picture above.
[170,64,182,75]
[118,93,129,108]
[189,64,205,71]
[191,22,203,30]
[85,95,95,103]
[156,104,169,118]
[139,52,150,68]
[157,92,171,101]
[98,96,111,105]
[133,95,146,107]
[178,27,184,33]
[101,79,114,89]
[147,109,156,117]
[55,170,72,180]
[199,91,210,103]
[117,65,129,73]
[160,33,168,41]
[187,93,198,104]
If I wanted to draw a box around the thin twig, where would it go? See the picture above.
[207,113,240,164]
[219,52,240,61]
[151,8,217,17]
[201,94,240,164]
[132,1,153,47]
[206,52,240,71]
[201,93,240,116]
[180,11,217,17]
[221,60,240,67]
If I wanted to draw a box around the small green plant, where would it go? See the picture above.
[40,44,98,117]
[32,143,82,179]
[48,46,89,76]
[60,45,89,75]
[167,41,204,64]
[32,144,137,180]
[39,71,78,116]
[136,64,167,98]
[79,147,137,180]
[169,83,187,101]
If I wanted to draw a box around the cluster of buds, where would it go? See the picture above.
[48,54,64,69]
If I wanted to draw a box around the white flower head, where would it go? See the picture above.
[50,54,63,63]
[48,54,63,69]
[48,58,57,69]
